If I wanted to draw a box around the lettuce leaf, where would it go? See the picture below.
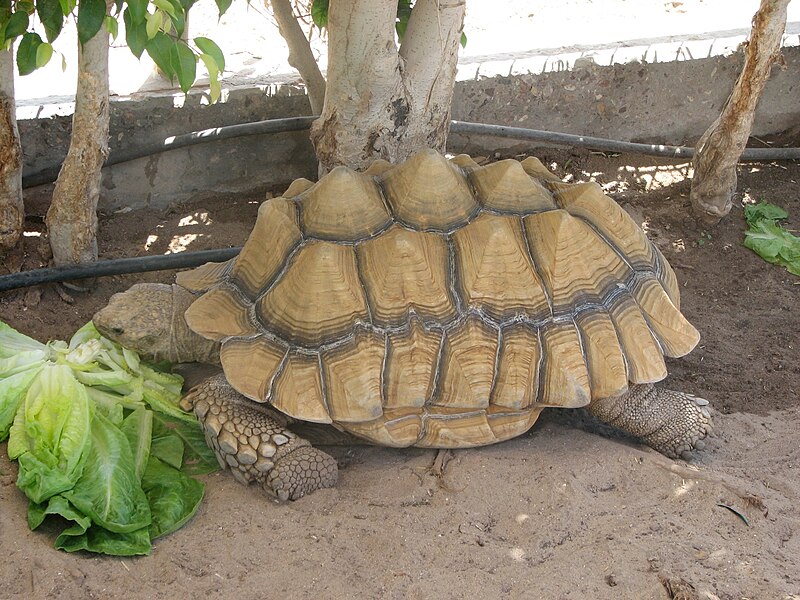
[64,411,151,534]
[743,201,800,277]
[9,365,93,503]
[2,319,216,555]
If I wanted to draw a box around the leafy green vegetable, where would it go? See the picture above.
[0,319,218,555]
[64,411,151,533]
[9,365,93,504]
[142,456,204,539]
[743,201,800,277]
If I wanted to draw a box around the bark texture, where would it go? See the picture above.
[310,0,465,171]
[690,0,789,224]
[46,20,111,265]
[0,49,24,252]
[270,0,326,114]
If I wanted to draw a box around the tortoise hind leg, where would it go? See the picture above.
[587,384,712,459]
[181,373,338,500]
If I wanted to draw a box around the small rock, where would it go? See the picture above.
[605,573,617,587]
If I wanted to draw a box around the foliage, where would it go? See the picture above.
[0,320,218,555]
[310,0,467,47]
[0,0,228,100]
[743,201,800,276]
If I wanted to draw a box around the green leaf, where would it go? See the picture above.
[744,201,788,224]
[742,202,800,277]
[124,8,147,58]
[145,30,175,80]
[36,0,63,43]
[28,494,90,531]
[142,457,204,539]
[460,31,467,48]
[9,365,93,503]
[311,0,328,28]
[127,0,147,23]
[198,53,220,103]
[0,319,47,359]
[161,0,185,37]
[0,349,46,377]
[214,0,232,18]
[105,15,118,41]
[120,407,153,481]
[150,434,183,469]
[145,9,162,39]
[170,39,196,93]
[0,367,42,441]
[152,412,219,475]
[35,42,53,67]
[152,0,176,17]
[56,521,152,555]
[64,411,151,533]
[77,0,107,45]
[194,36,224,71]
[3,10,29,44]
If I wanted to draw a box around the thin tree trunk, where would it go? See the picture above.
[0,48,24,252]
[271,0,326,114]
[46,19,111,265]
[310,0,465,171]
[690,0,789,224]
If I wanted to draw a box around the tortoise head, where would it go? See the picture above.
[93,282,181,362]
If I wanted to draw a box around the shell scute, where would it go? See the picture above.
[298,167,391,241]
[380,149,479,231]
[256,241,370,347]
[453,214,549,321]
[356,225,456,327]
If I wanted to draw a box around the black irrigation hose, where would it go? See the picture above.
[21,117,800,188]
[0,248,241,292]
[451,121,800,160]
[22,116,319,188]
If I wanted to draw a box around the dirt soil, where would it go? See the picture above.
[1,153,798,600]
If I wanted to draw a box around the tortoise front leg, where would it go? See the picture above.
[181,373,338,500]
[587,384,712,459]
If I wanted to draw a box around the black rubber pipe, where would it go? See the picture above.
[22,117,800,188]
[0,247,241,292]
[22,116,318,188]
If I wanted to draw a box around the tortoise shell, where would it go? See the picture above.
[177,150,698,448]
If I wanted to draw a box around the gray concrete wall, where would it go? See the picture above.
[19,46,800,212]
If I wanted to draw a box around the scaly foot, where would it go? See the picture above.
[181,374,338,500]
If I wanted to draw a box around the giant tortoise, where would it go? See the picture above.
[94,150,711,500]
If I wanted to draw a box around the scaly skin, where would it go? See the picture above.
[587,384,712,459]
[181,374,338,500]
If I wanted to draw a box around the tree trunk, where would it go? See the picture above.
[46,19,111,265]
[0,48,24,252]
[310,0,465,171]
[270,0,326,115]
[690,0,789,224]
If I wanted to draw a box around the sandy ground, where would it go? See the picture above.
[1,151,799,599]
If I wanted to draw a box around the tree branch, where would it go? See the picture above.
[689,0,790,224]
[270,0,326,115]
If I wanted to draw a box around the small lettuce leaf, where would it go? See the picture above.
[150,434,184,469]
[0,367,43,440]
[152,411,219,475]
[120,407,153,482]
[743,201,800,277]
[0,321,48,359]
[64,411,151,533]
[0,349,48,377]
[56,521,153,556]
[9,365,93,503]
[142,456,204,539]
